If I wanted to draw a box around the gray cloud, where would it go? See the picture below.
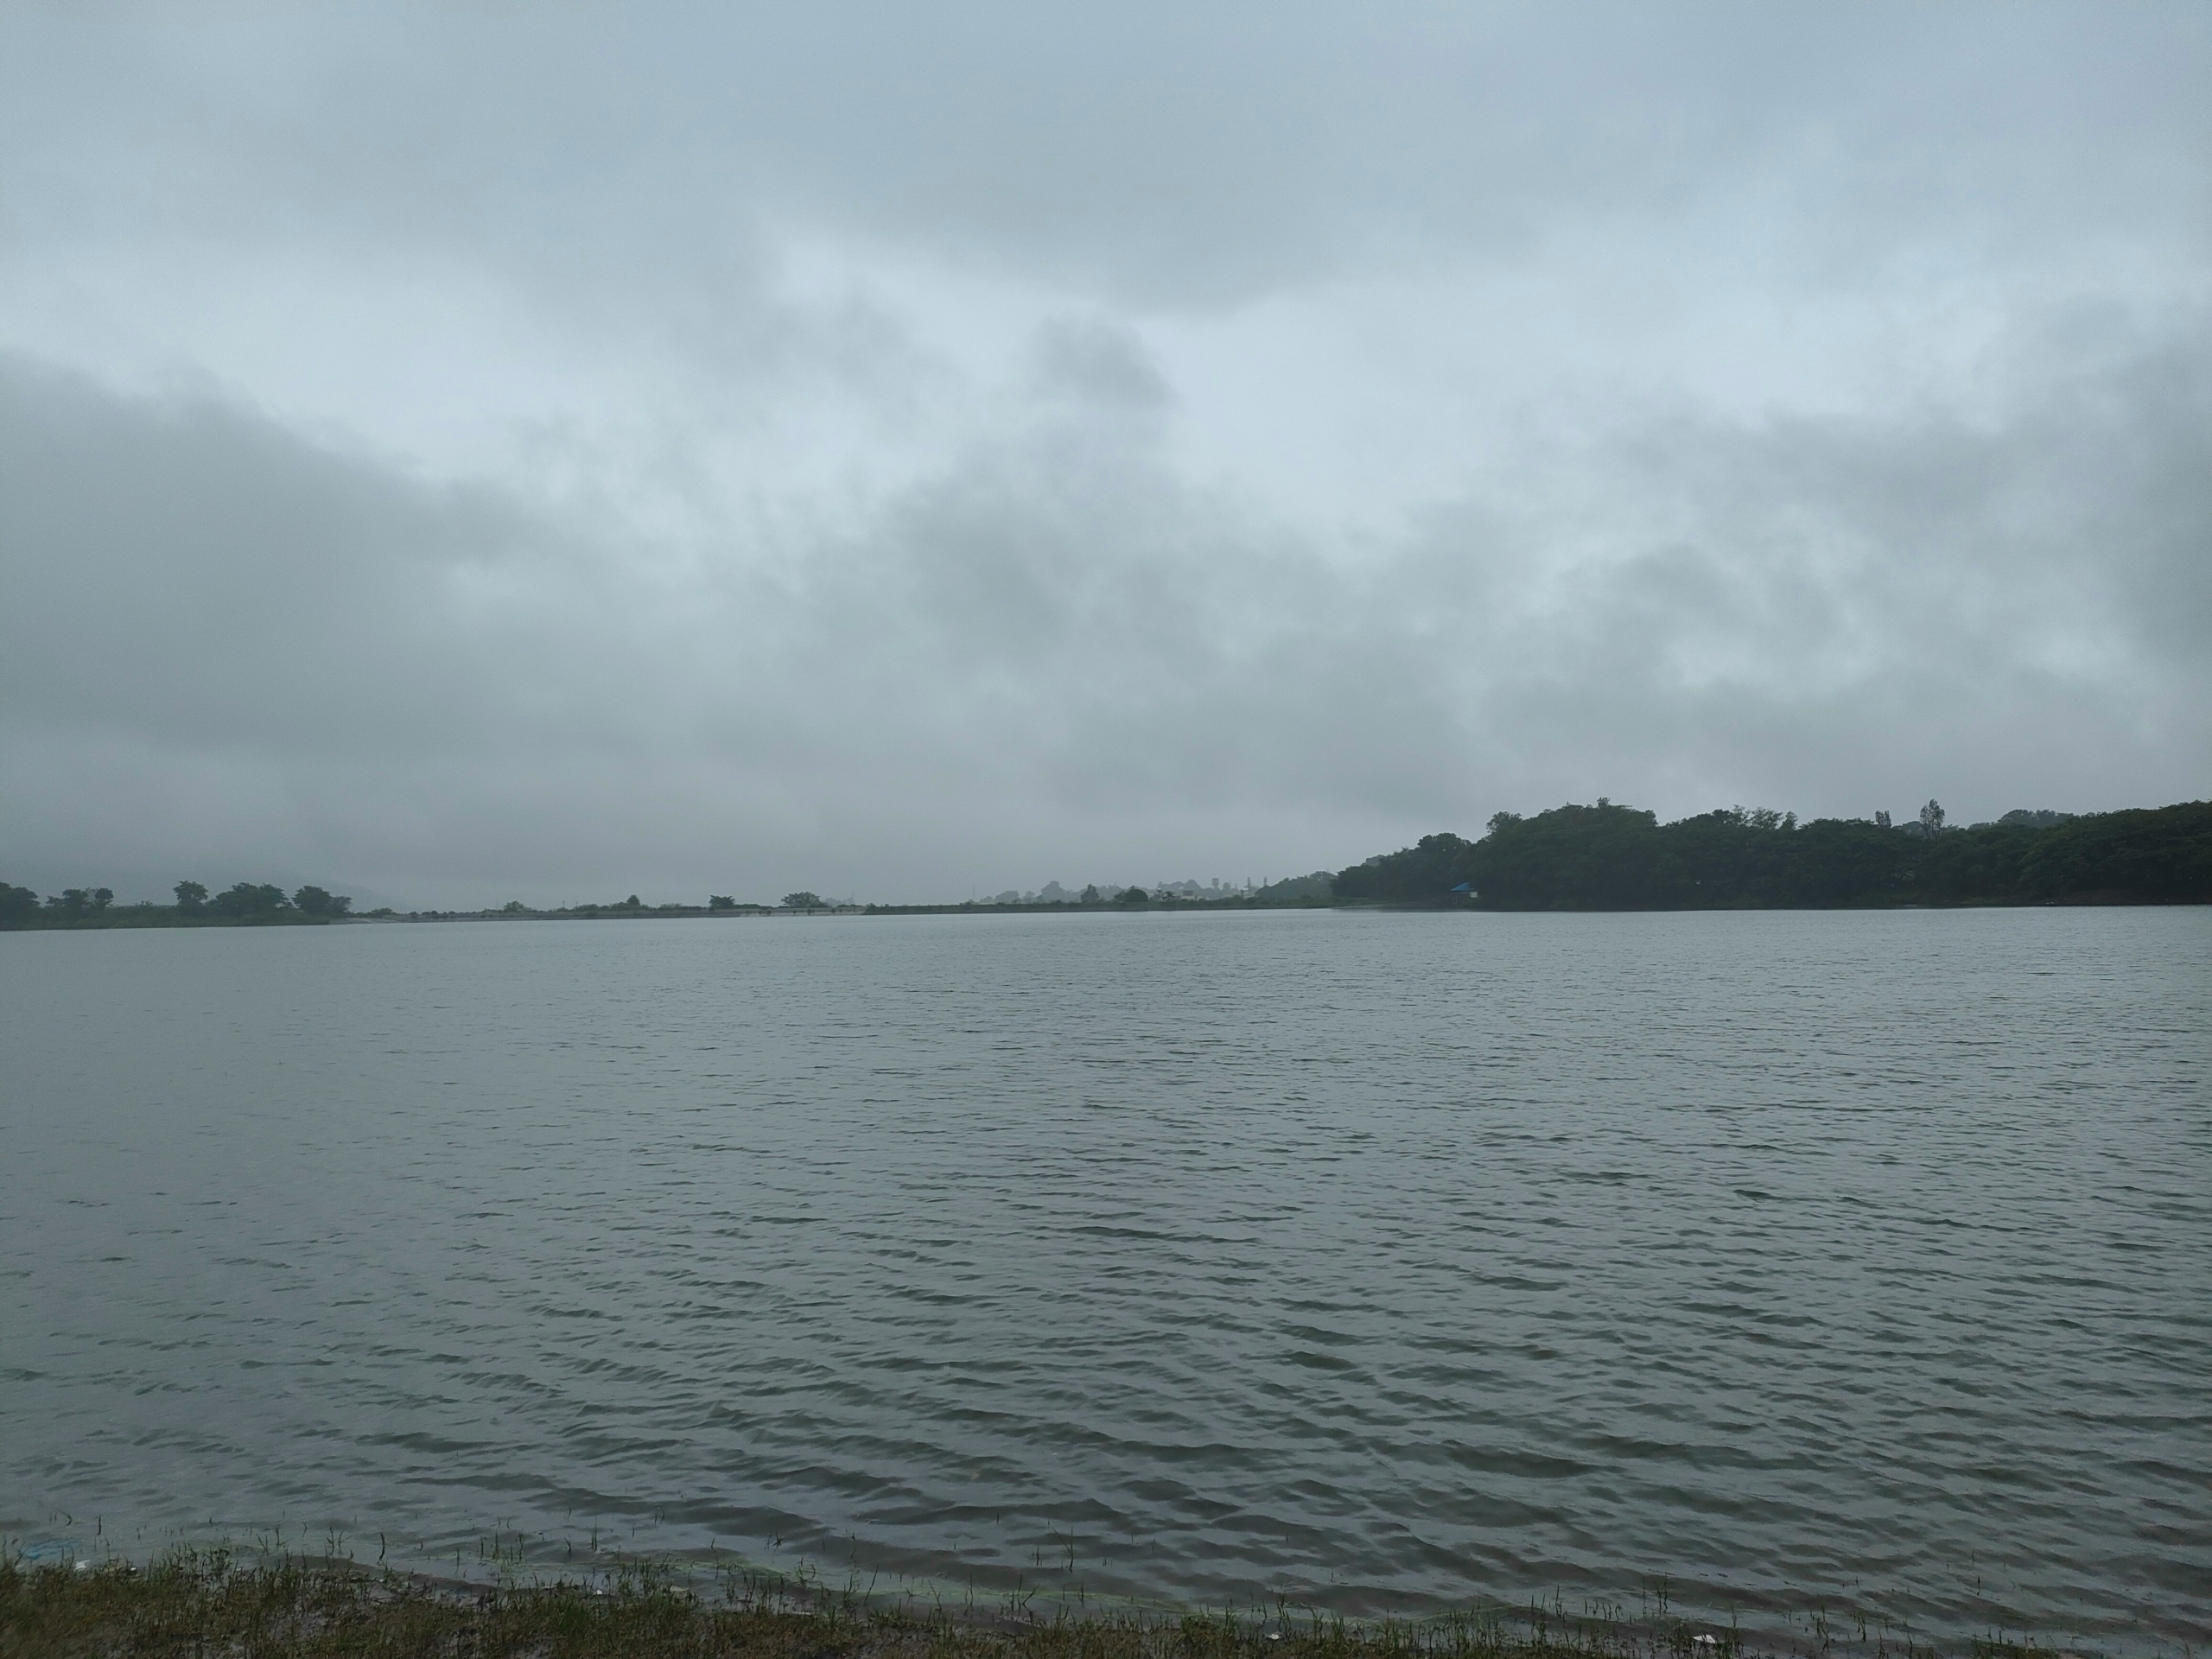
[0,4,2205,903]
[12,5,2207,304]
[4,305,2204,904]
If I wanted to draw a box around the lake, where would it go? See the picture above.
[3,909,2207,1647]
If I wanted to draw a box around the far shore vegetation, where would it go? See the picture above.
[5,799,2206,931]
[0,880,354,930]
[0,1548,2056,1659]
[1332,797,2211,910]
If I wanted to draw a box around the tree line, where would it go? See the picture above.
[1332,798,2212,908]
[0,880,355,928]
[12,799,2203,929]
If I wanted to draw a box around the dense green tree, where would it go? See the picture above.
[708,894,736,910]
[35,887,112,918]
[292,885,350,917]
[1332,832,1482,901]
[782,891,824,909]
[2017,802,2212,900]
[1774,817,1915,904]
[175,880,208,913]
[1335,798,2210,908]
[1115,886,1148,904]
[1466,804,1662,907]
[0,881,39,923]
[209,882,289,917]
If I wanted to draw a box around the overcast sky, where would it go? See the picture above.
[3,2,2207,906]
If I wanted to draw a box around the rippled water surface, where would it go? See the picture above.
[4,911,2208,1643]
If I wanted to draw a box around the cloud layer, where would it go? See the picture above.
[3,3,2207,904]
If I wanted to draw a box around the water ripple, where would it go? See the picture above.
[3,908,2208,1645]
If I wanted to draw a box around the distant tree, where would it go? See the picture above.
[1332,832,1481,901]
[208,882,289,917]
[0,881,38,923]
[175,880,208,913]
[1080,885,1102,904]
[782,891,824,909]
[293,885,339,916]
[91,887,113,911]
[501,899,530,913]
[1325,795,2212,911]
[1115,886,1148,904]
[49,889,92,918]
[2015,800,2212,900]
[620,894,644,909]
[1455,804,1658,907]
[708,894,736,910]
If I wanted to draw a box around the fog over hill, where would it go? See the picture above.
[3,3,2207,905]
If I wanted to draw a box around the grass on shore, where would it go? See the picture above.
[0,1552,2052,1659]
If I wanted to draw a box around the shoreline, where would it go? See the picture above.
[4,893,2202,932]
[0,1548,2125,1659]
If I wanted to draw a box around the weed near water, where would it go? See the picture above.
[0,1551,2061,1659]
